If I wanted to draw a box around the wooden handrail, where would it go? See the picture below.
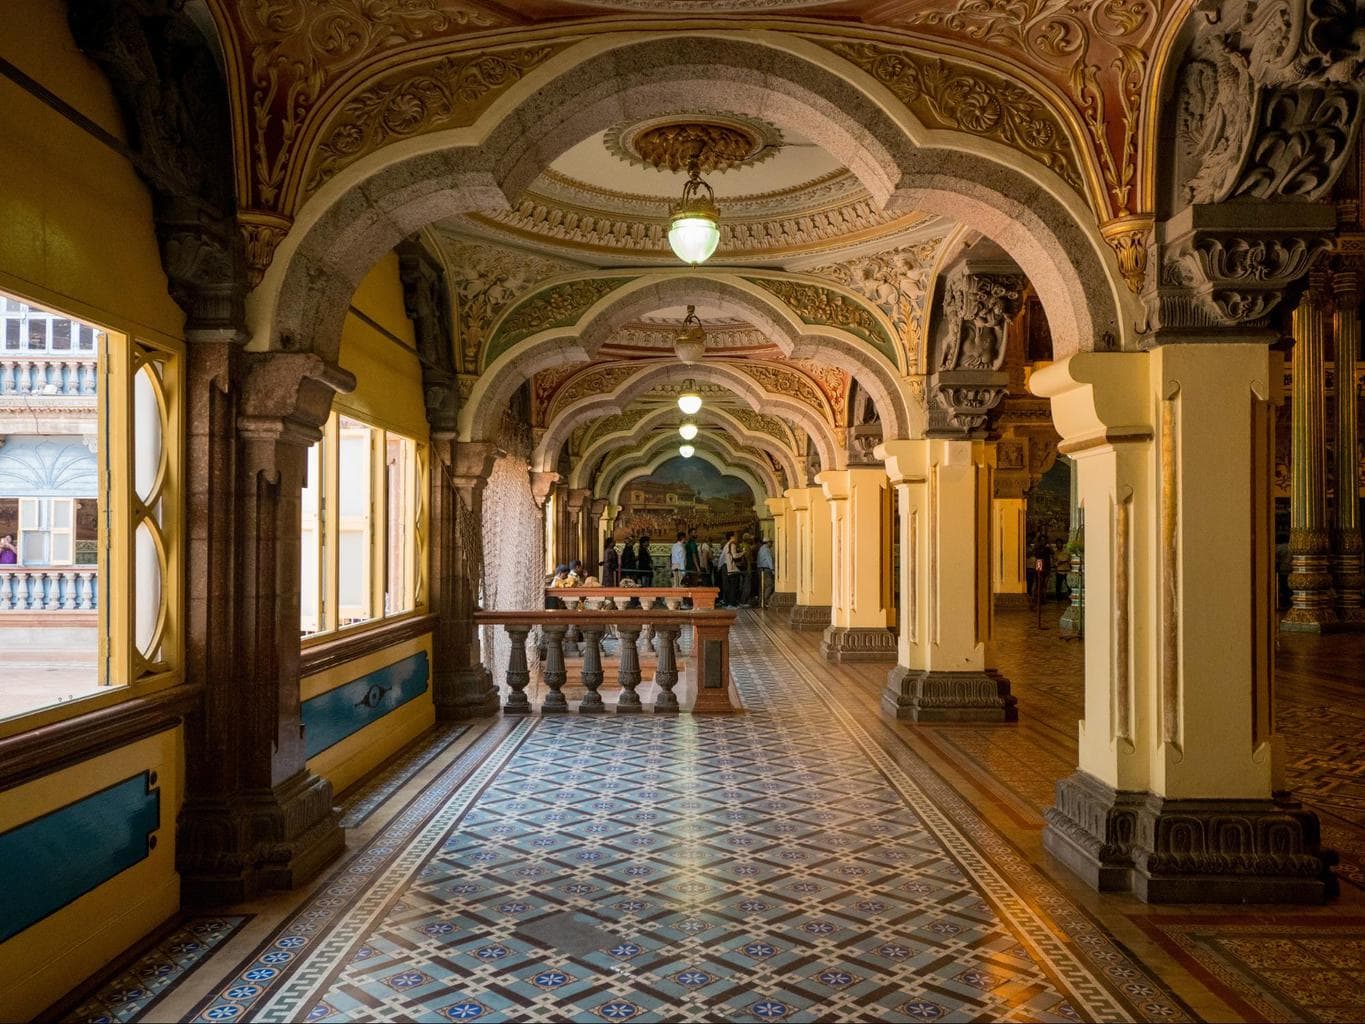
[477,608,734,626]
[543,586,719,609]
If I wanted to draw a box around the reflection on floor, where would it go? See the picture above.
[63,610,1365,1023]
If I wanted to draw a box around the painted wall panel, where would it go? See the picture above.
[302,650,430,759]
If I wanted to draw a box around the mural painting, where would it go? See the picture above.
[615,457,759,546]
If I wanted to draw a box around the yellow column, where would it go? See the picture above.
[1032,346,1328,903]
[878,440,1014,720]
[817,468,896,660]
[1283,275,1337,631]
[1333,266,1364,625]
[765,496,795,605]
[991,497,1029,604]
[786,486,832,630]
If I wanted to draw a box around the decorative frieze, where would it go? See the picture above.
[820,625,897,662]
[485,278,635,366]
[745,278,898,366]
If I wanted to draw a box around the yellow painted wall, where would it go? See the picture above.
[302,633,436,796]
[0,727,183,1022]
[336,254,430,442]
[0,10,189,1015]
[0,0,183,344]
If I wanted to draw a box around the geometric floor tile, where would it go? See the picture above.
[179,614,1193,1023]
[66,916,250,1023]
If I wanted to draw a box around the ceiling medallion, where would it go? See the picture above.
[607,113,783,174]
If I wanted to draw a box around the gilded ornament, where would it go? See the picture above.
[623,117,775,174]
[304,45,566,197]
[485,278,636,366]
[239,214,292,288]
[732,363,831,420]
[1101,215,1152,294]
[819,38,1084,194]
[745,277,898,365]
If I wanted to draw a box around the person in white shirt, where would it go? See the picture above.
[756,537,775,607]
[670,531,687,587]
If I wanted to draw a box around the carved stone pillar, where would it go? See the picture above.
[878,440,1015,722]
[1033,348,1332,903]
[1333,266,1364,626]
[178,351,353,903]
[1283,273,1339,632]
[816,468,896,661]
[564,488,591,569]
[529,472,558,576]
[441,442,500,719]
[587,497,609,578]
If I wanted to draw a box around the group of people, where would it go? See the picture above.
[558,529,775,609]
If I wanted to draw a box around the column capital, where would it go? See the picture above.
[1028,353,1153,455]
[528,470,559,508]
[874,439,925,485]
[784,486,813,513]
[764,496,789,516]
[814,469,849,502]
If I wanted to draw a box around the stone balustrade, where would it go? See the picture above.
[475,607,738,715]
[0,353,98,396]
[0,568,98,611]
[543,586,720,610]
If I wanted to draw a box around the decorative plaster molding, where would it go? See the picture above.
[805,241,942,366]
[745,278,897,365]
[484,277,635,366]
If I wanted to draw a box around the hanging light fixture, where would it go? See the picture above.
[674,304,706,364]
[679,443,696,458]
[677,378,703,416]
[668,156,721,265]
[679,421,699,441]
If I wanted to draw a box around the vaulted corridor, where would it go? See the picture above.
[63,613,1365,1024]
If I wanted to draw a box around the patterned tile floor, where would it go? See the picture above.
[65,609,1365,1023]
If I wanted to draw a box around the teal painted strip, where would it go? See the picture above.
[303,651,430,759]
[0,772,159,944]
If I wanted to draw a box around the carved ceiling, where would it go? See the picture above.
[203,0,1206,291]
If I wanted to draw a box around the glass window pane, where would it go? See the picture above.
[4,319,17,349]
[52,500,72,528]
[337,417,373,627]
[133,364,163,503]
[385,435,414,615]
[300,441,322,636]
[28,318,46,349]
[134,520,161,660]
[52,320,71,351]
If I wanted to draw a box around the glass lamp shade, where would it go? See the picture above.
[668,215,720,265]
[678,421,699,441]
[677,391,703,416]
[679,444,696,458]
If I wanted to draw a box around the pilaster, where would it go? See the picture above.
[816,469,896,661]
[764,496,796,607]
[991,497,1029,606]
[877,440,1015,722]
[785,486,831,630]
[440,441,500,719]
[1283,273,1339,631]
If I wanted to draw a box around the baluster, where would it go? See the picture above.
[564,621,582,657]
[17,359,32,393]
[64,361,79,395]
[0,573,11,610]
[82,360,96,395]
[541,624,569,713]
[504,624,532,714]
[77,571,93,610]
[43,571,61,610]
[0,360,11,393]
[579,626,605,713]
[88,572,99,610]
[61,570,77,609]
[653,625,681,713]
[616,624,643,713]
[18,571,33,610]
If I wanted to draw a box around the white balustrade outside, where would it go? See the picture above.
[0,568,98,611]
[0,353,98,396]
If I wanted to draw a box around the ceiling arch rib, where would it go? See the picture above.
[568,404,803,492]
[529,360,842,475]
[255,34,1130,395]
[465,270,909,445]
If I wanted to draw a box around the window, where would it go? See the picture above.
[300,411,424,639]
[0,289,182,722]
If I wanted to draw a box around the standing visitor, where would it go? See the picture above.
[0,534,16,565]
[720,531,741,608]
[637,535,653,586]
[620,534,637,585]
[698,535,713,589]
[602,535,619,586]
[671,531,687,587]
[685,528,700,582]
[756,536,774,608]
[738,532,755,607]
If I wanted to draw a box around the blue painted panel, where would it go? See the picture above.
[0,772,159,944]
[303,651,430,759]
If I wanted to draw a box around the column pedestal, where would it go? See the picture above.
[882,666,1016,722]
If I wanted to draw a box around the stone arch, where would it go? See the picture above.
[252,33,1131,390]
[532,360,841,475]
[568,404,803,491]
[467,271,910,444]
[601,435,779,510]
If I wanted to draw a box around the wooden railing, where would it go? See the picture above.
[543,585,720,610]
[475,607,739,715]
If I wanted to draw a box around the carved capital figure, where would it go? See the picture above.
[927,262,1023,436]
